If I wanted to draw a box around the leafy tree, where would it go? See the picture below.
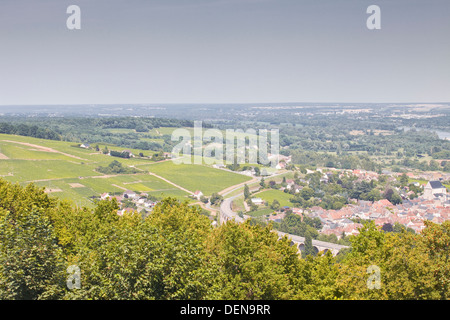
[244,184,250,200]
[390,193,402,205]
[399,173,409,187]
[205,221,301,299]
[270,199,280,211]
[2,177,450,301]
[0,180,65,300]
[296,251,339,299]
[210,193,223,206]
[259,177,266,188]
[420,221,450,299]
[336,221,442,299]
[300,187,315,201]
[384,188,394,202]
[96,160,139,174]
[200,195,208,204]
[301,230,317,259]
[366,188,382,202]
[0,209,67,300]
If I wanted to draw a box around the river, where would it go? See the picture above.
[399,126,450,140]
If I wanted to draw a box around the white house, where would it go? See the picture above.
[423,181,447,200]
[100,192,110,200]
[251,198,264,205]
[193,190,204,200]
[123,190,137,199]
[276,162,286,170]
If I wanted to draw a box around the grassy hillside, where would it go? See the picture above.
[0,133,253,206]
[137,161,253,196]
[254,189,294,207]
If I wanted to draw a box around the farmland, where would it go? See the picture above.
[253,189,294,208]
[136,161,253,196]
[0,133,252,207]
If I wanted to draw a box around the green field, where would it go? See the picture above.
[0,159,98,182]
[0,133,254,206]
[253,189,294,208]
[137,161,252,195]
[0,134,193,206]
[247,208,274,217]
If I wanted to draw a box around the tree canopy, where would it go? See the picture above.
[0,178,449,300]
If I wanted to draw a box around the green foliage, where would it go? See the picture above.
[0,122,61,141]
[205,221,301,299]
[244,184,250,200]
[1,178,450,300]
[209,193,223,206]
[0,208,66,300]
[96,160,139,174]
[301,231,317,258]
[109,150,131,159]
[0,180,64,299]
[270,199,280,210]
[276,212,321,238]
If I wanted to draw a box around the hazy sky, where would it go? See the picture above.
[0,0,449,105]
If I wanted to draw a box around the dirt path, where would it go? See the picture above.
[147,171,194,195]
[112,184,128,191]
[0,152,9,159]
[1,140,88,161]
[218,177,260,196]
[128,165,194,195]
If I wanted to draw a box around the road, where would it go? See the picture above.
[218,174,349,254]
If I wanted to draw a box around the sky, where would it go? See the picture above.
[0,0,449,105]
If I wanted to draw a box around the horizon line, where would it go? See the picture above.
[1,101,450,107]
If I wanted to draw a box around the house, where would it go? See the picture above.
[193,190,204,200]
[276,162,286,170]
[278,154,292,163]
[123,190,137,199]
[113,195,123,203]
[80,143,90,149]
[268,212,286,223]
[122,150,134,157]
[118,207,135,216]
[251,198,264,205]
[423,181,447,200]
[100,192,110,200]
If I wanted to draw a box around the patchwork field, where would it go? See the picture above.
[0,133,254,207]
[136,161,253,196]
[253,189,294,208]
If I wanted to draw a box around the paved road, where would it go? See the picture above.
[220,196,245,223]
[219,181,349,253]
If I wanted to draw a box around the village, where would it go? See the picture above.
[261,167,450,238]
[99,190,160,216]
[96,151,450,241]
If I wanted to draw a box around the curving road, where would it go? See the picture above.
[219,181,349,254]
